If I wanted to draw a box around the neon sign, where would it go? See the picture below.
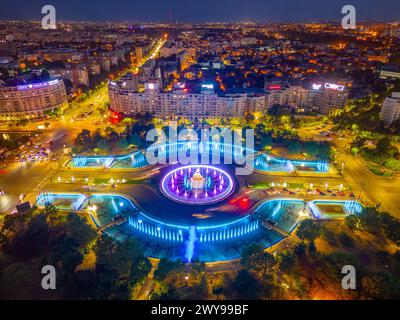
[17,79,59,91]
[324,83,345,91]
[267,85,282,90]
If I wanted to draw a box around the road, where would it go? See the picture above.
[298,124,400,216]
[337,139,400,216]
[0,36,167,215]
[134,259,158,300]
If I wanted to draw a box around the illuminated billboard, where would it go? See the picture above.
[17,79,59,91]
[201,84,214,90]
[145,81,159,91]
[324,83,345,91]
[267,84,282,90]
[312,83,323,90]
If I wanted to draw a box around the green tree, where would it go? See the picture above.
[76,129,94,148]
[240,243,275,276]
[296,219,322,243]
[362,272,400,299]
[359,208,382,235]
[231,270,261,300]
[154,258,184,282]
[94,235,150,283]
[345,214,361,231]
[65,213,97,247]
[0,263,33,299]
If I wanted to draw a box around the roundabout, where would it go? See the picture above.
[38,141,363,263]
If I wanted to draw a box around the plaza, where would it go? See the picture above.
[37,141,362,263]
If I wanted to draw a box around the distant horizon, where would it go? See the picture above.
[0,18,399,24]
[1,0,400,24]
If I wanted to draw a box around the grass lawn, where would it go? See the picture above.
[93,178,144,185]
[252,182,305,189]
[366,163,394,177]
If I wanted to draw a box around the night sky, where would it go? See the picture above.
[0,0,399,22]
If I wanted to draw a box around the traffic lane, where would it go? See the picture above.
[0,161,55,213]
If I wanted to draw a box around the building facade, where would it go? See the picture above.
[0,79,68,121]
[265,83,348,115]
[380,92,400,125]
[109,82,250,118]
[109,81,348,118]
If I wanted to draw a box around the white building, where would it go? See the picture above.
[380,69,400,80]
[109,82,249,118]
[49,67,89,87]
[0,79,68,121]
[265,83,348,115]
[380,92,400,125]
[109,81,348,118]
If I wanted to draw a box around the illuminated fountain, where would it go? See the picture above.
[185,226,197,262]
[160,165,234,205]
[190,168,206,189]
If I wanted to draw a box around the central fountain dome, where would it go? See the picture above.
[190,168,206,189]
[160,165,235,205]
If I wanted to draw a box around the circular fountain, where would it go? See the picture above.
[160,165,235,205]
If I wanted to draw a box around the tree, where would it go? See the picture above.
[65,213,97,247]
[4,213,50,260]
[358,208,382,235]
[240,243,275,276]
[94,235,150,284]
[337,231,355,248]
[154,258,184,282]
[296,219,322,243]
[128,133,145,148]
[345,214,361,231]
[231,270,261,300]
[65,266,130,300]
[0,263,34,299]
[362,272,400,299]
[244,112,255,125]
[96,139,109,152]
[380,212,400,244]
[76,129,94,148]
[116,139,130,151]
[287,140,302,155]
[48,235,83,281]
[318,252,360,284]
[278,252,296,272]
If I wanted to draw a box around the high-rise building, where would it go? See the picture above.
[108,81,249,118]
[0,79,68,121]
[380,92,400,125]
[380,68,400,80]
[265,83,348,114]
[135,47,143,60]
[109,79,349,118]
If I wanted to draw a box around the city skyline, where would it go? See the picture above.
[1,8,400,303]
[1,0,400,23]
